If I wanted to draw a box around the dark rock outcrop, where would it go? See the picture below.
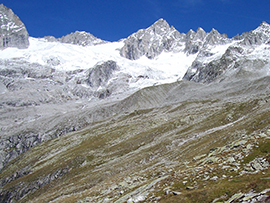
[0,4,29,49]
[86,60,118,88]
[0,167,69,203]
[183,46,244,83]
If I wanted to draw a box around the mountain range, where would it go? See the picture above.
[0,4,270,203]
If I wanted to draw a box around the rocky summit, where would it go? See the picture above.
[0,4,270,203]
[44,31,107,46]
[0,4,29,49]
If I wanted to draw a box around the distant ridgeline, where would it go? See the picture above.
[0,4,29,49]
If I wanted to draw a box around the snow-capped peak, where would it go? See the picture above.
[120,18,183,60]
[1,4,270,102]
[253,21,270,35]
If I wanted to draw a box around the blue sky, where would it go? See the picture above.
[2,0,270,41]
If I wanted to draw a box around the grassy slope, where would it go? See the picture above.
[0,77,270,202]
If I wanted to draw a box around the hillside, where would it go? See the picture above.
[0,4,270,203]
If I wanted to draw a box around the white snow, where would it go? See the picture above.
[0,37,197,90]
[1,35,270,92]
[200,42,236,64]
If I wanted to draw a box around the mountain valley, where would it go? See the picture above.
[0,4,270,203]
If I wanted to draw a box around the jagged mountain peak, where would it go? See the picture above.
[120,19,182,60]
[144,18,175,36]
[196,27,204,31]
[120,18,234,60]
[186,29,195,36]
[204,27,229,45]
[209,28,219,34]
[253,21,270,34]
[195,27,207,40]
[151,18,170,28]
[0,3,5,9]
[208,28,228,39]
[187,27,206,37]
[43,30,107,46]
[0,4,29,49]
[59,30,107,46]
[0,4,9,12]
[239,21,270,46]
[258,21,270,28]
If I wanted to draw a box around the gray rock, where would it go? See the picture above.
[184,28,206,55]
[249,158,269,171]
[205,28,228,45]
[43,31,107,46]
[186,186,194,190]
[0,4,29,49]
[210,176,218,181]
[227,157,235,163]
[120,18,185,60]
[43,35,58,42]
[183,43,268,83]
[240,21,270,46]
[266,129,270,136]
[86,60,118,88]
[225,193,244,203]
[171,191,181,195]
[0,167,69,202]
[120,18,231,61]
[46,56,60,66]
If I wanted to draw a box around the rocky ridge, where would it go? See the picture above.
[184,21,270,83]
[0,4,29,49]
[120,19,185,60]
[44,30,107,46]
[120,18,229,61]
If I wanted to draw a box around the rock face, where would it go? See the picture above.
[59,31,107,46]
[0,4,29,49]
[44,31,107,46]
[120,18,230,60]
[183,21,270,83]
[86,60,118,88]
[0,58,123,170]
[86,60,119,98]
[240,21,270,46]
[120,18,185,60]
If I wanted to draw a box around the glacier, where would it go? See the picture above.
[0,4,270,202]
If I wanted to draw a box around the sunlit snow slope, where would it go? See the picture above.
[0,37,199,90]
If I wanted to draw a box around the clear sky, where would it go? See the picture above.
[2,0,270,41]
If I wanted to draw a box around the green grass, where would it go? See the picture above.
[1,95,269,202]
[159,139,270,203]
[243,139,270,164]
